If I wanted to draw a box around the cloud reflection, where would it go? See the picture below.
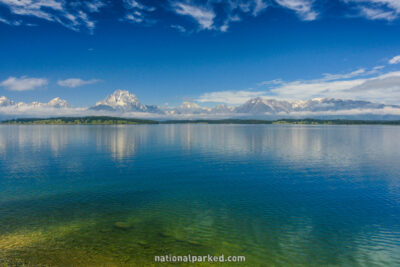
[0,124,399,170]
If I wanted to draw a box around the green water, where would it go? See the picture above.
[1,125,400,266]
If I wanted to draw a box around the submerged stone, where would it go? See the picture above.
[175,238,202,247]
[113,222,132,230]
[158,232,170,238]
[137,241,151,249]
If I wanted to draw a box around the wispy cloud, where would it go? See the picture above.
[122,0,156,24]
[170,0,270,32]
[166,0,318,32]
[153,0,400,32]
[124,0,156,12]
[173,2,216,30]
[57,78,99,88]
[197,61,400,105]
[258,79,284,86]
[321,68,367,81]
[86,0,106,12]
[171,24,187,33]
[0,16,22,25]
[358,6,398,20]
[389,55,400,64]
[125,12,145,23]
[1,0,400,33]
[275,0,318,21]
[0,76,48,91]
[0,0,106,32]
[269,71,400,104]
[344,0,400,21]
[253,0,269,15]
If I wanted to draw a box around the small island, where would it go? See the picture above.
[1,117,400,125]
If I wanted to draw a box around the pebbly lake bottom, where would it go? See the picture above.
[0,124,400,266]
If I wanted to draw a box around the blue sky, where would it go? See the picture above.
[1,0,400,107]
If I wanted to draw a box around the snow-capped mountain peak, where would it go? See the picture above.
[90,90,164,114]
[249,97,264,104]
[96,90,142,108]
[235,97,292,114]
[48,97,70,108]
[179,102,201,109]
[2,93,400,118]
[92,90,148,112]
[0,96,15,107]
[234,97,396,114]
[211,104,235,114]
[311,97,324,102]
[165,101,210,115]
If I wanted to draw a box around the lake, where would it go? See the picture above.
[0,125,400,266]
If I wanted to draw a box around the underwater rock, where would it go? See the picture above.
[137,241,151,249]
[99,228,112,233]
[175,238,202,247]
[158,232,170,238]
[113,222,132,230]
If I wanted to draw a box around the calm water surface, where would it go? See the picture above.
[0,125,400,266]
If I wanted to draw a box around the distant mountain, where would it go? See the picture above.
[165,102,237,115]
[0,96,15,107]
[48,97,71,108]
[293,98,387,112]
[166,102,210,115]
[90,90,163,113]
[235,97,292,114]
[0,96,70,109]
[211,104,235,114]
[1,91,400,119]
[234,97,398,114]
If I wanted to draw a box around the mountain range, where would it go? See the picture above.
[1,90,400,118]
[0,96,70,109]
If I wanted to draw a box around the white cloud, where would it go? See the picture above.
[344,0,400,20]
[213,0,269,31]
[57,78,99,88]
[275,0,318,21]
[197,67,400,105]
[0,0,63,21]
[0,76,48,91]
[0,0,105,32]
[269,71,400,104]
[258,79,284,86]
[0,16,22,25]
[373,65,385,70]
[226,0,268,16]
[173,2,216,30]
[197,90,269,104]
[124,0,155,12]
[359,6,398,20]
[322,68,366,81]
[171,24,187,32]
[253,0,268,15]
[122,0,156,24]
[353,0,400,12]
[389,55,400,64]
[170,0,269,32]
[2,0,400,34]
[86,0,106,12]
[125,13,144,23]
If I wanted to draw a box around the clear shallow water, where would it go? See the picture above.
[0,125,400,266]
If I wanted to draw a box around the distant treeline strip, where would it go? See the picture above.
[0,116,158,125]
[1,117,400,125]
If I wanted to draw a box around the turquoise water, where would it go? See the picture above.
[0,125,400,266]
